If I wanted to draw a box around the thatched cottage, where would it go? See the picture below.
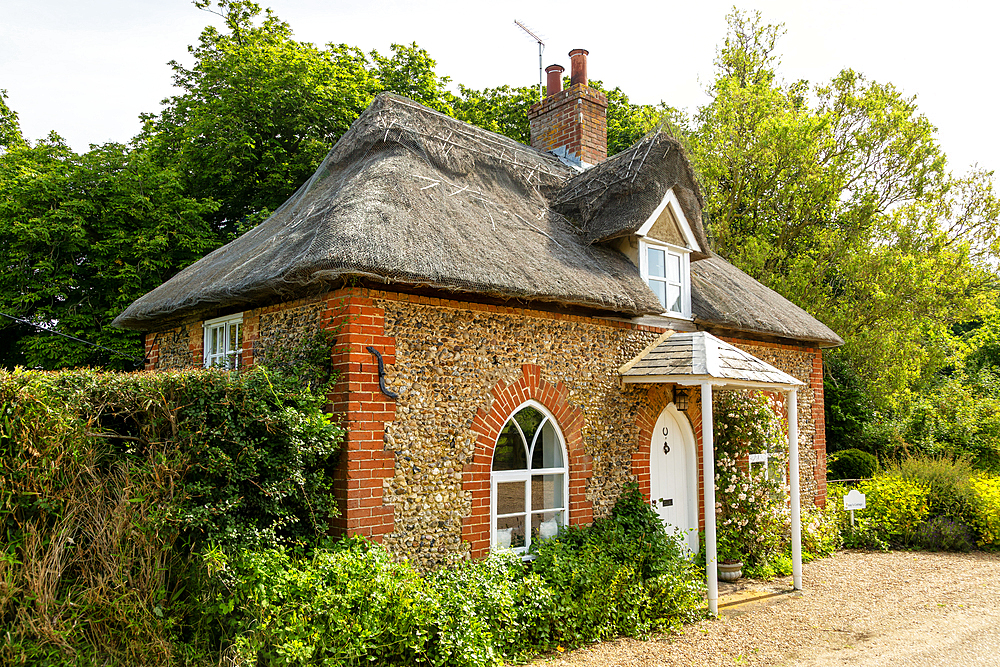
[114,50,841,610]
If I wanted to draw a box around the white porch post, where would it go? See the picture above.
[701,382,718,616]
[787,388,802,590]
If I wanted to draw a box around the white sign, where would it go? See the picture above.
[844,489,866,510]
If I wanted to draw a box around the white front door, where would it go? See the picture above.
[649,404,698,553]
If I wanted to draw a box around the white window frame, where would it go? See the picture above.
[490,400,569,556]
[639,238,692,319]
[203,313,243,369]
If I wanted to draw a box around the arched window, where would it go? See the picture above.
[491,402,568,554]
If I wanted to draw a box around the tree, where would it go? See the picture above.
[0,133,217,369]
[689,9,1000,414]
[143,0,455,238]
[0,90,25,152]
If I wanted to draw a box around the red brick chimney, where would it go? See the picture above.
[528,49,608,167]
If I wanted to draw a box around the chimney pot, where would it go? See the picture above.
[569,48,589,87]
[545,64,565,97]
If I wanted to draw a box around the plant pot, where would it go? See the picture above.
[718,561,743,581]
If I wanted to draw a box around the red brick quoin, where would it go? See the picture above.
[462,364,591,559]
[326,291,397,541]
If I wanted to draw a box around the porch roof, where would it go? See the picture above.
[619,330,805,390]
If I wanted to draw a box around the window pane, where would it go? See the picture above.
[532,510,563,541]
[496,480,526,515]
[648,247,665,278]
[514,407,545,454]
[493,422,528,470]
[531,421,563,469]
[496,514,526,549]
[210,326,222,357]
[649,279,666,308]
[667,252,681,283]
[667,284,682,313]
[531,474,564,511]
[228,322,240,354]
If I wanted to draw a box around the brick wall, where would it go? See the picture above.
[528,83,608,166]
[139,287,830,567]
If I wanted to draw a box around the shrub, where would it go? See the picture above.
[887,455,977,522]
[914,516,975,552]
[833,476,930,549]
[827,448,878,481]
[221,538,446,667]
[530,485,705,646]
[968,474,1000,547]
[0,358,342,665]
[712,390,788,566]
[425,553,554,664]
[197,487,706,666]
[801,501,843,558]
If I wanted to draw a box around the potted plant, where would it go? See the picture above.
[717,531,744,581]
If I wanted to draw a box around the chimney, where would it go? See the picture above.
[528,49,608,167]
[545,64,564,97]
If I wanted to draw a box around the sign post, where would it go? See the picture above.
[844,489,866,526]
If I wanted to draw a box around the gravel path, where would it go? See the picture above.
[532,550,1000,666]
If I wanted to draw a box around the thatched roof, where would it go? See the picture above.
[114,93,842,350]
[551,132,710,256]
[114,94,666,329]
[691,256,843,347]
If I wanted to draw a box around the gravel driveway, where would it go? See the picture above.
[532,550,1000,666]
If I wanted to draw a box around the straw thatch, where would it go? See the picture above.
[113,94,666,330]
[113,93,842,349]
[552,131,710,256]
[691,256,843,347]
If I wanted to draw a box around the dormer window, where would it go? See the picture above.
[641,240,691,318]
[630,186,698,319]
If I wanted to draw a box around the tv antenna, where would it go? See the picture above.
[514,20,545,101]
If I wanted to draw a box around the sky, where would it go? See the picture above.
[2,0,998,177]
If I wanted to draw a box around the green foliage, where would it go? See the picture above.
[0,135,218,369]
[144,1,455,238]
[831,476,931,549]
[0,360,341,664]
[968,474,1000,547]
[453,84,537,145]
[222,538,443,666]
[887,455,977,521]
[691,9,1000,419]
[0,89,25,151]
[801,501,844,558]
[530,484,705,645]
[712,390,788,566]
[194,487,704,666]
[827,448,878,481]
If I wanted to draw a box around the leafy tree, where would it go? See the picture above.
[143,0,454,237]
[453,83,537,145]
[689,9,1000,414]
[0,90,25,152]
[0,133,217,369]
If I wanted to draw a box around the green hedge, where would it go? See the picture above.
[0,363,343,665]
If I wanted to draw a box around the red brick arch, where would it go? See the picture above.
[462,364,591,558]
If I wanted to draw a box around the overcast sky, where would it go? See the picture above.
[2,0,997,177]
